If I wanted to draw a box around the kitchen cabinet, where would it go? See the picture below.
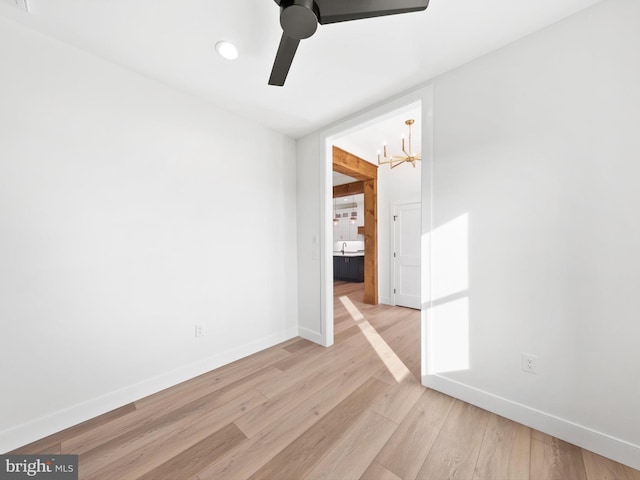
[333,255,364,282]
[333,194,364,242]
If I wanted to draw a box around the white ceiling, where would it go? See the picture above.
[335,105,422,164]
[0,0,602,138]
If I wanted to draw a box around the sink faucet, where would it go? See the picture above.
[341,242,347,254]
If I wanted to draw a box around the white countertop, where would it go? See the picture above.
[333,251,365,257]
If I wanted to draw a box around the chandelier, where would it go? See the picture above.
[377,119,421,169]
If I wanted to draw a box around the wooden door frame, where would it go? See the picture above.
[317,91,429,361]
[332,146,378,304]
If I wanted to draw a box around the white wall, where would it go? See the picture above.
[296,0,640,469]
[426,0,640,468]
[295,133,324,344]
[0,16,297,452]
[378,160,421,304]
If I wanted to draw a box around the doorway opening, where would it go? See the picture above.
[325,101,422,358]
[332,146,378,305]
[317,85,431,381]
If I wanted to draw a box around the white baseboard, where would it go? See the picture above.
[423,374,640,471]
[0,326,298,454]
[298,326,323,345]
[379,296,393,306]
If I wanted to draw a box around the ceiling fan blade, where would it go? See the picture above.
[268,33,301,86]
[315,0,429,24]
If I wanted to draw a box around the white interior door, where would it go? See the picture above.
[393,202,421,309]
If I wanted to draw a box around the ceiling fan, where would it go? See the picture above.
[269,0,430,86]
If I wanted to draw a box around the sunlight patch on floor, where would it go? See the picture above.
[338,294,364,321]
[339,295,410,383]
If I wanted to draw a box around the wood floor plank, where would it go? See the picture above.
[371,377,425,424]
[376,388,455,480]
[473,413,531,480]
[416,399,491,480]
[10,403,136,455]
[196,356,386,480]
[334,316,355,334]
[283,338,316,353]
[374,315,420,351]
[133,348,290,411]
[62,365,283,454]
[236,354,381,438]
[305,410,398,480]
[274,336,306,348]
[582,449,640,480]
[256,336,373,399]
[530,431,587,480]
[80,389,267,479]
[334,306,353,322]
[354,319,415,385]
[137,423,246,480]
[370,326,420,382]
[265,342,346,378]
[246,378,391,480]
[367,307,417,336]
[374,365,407,386]
[404,347,422,380]
[334,324,362,343]
[360,461,403,480]
[272,343,323,371]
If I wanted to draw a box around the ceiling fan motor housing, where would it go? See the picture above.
[270,0,430,86]
[280,0,320,39]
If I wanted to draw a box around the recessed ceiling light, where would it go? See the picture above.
[215,41,239,60]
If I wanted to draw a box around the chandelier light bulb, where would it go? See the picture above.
[377,119,422,169]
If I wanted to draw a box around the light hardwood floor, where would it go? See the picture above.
[10,281,640,479]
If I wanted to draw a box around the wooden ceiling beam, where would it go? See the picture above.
[332,146,377,181]
[333,181,364,198]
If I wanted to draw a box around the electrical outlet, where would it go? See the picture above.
[522,353,537,374]
[195,324,205,338]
